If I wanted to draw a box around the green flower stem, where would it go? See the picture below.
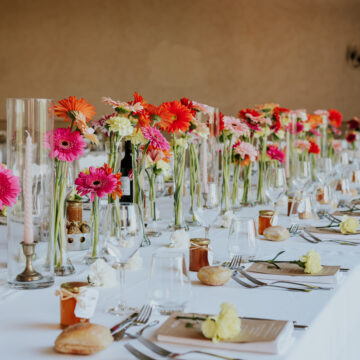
[242,163,252,204]
[54,160,68,267]
[189,142,201,222]
[91,195,99,258]
[250,251,306,270]
[232,162,241,207]
[173,134,186,227]
[221,136,232,212]
[257,136,267,204]
[146,169,157,220]
[108,133,121,204]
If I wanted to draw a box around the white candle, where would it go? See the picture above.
[23,131,34,244]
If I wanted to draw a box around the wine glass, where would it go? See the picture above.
[316,157,334,185]
[265,166,287,208]
[193,182,221,238]
[227,217,257,262]
[104,202,143,316]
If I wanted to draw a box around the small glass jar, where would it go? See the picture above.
[189,238,210,272]
[287,196,299,216]
[258,210,274,235]
[66,200,83,223]
[59,281,89,328]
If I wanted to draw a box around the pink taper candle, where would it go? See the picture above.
[23,131,34,244]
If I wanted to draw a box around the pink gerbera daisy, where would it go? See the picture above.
[75,165,118,202]
[142,126,170,151]
[295,140,311,152]
[233,141,258,161]
[0,166,21,210]
[45,128,86,162]
[267,145,285,163]
[223,116,250,137]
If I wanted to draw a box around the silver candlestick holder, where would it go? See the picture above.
[16,242,43,282]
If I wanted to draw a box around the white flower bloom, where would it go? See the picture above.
[127,130,147,145]
[88,259,117,288]
[169,229,190,249]
[221,211,236,228]
[106,116,133,136]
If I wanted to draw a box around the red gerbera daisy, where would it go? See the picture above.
[328,109,342,128]
[54,96,96,122]
[308,140,320,155]
[158,101,193,133]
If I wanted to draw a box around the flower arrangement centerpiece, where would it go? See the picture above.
[102,92,170,245]
[75,164,122,264]
[216,114,250,212]
[346,116,360,151]
[143,131,171,236]
[157,100,194,228]
[49,96,97,275]
[327,109,343,159]
[181,99,212,224]
[238,107,271,204]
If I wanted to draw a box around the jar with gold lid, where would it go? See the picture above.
[258,210,274,235]
[189,238,210,272]
[59,281,90,328]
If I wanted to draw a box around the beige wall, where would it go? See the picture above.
[1,0,360,130]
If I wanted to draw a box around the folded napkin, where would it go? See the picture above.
[156,313,294,355]
[305,226,360,239]
[246,262,341,284]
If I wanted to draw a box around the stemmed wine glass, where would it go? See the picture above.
[193,182,221,238]
[265,166,287,208]
[293,159,311,192]
[104,202,143,316]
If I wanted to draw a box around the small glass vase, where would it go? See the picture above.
[231,162,241,210]
[173,141,187,229]
[132,144,151,246]
[145,170,162,237]
[256,136,267,204]
[83,195,107,265]
[241,163,253,207]
[221,136,232,213]
[7,98,55,288]
[187,141,201,225]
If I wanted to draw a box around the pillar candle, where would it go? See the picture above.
[23,131,34,244]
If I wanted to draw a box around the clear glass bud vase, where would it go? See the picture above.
[7,98,55,288]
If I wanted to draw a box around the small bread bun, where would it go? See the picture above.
[263,226,290,241]
[54,323,113,355]
[197,266,232,286]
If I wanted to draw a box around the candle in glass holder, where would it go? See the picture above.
[23,131,33,244]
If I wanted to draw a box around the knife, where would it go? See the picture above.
[110,312,138,334]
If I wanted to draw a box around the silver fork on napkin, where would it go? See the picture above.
[130,338,245,360]
[113,304,152,341]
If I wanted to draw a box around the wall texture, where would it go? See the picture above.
[0,0,360,129]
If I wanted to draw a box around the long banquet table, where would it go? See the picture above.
[1,198,360,360]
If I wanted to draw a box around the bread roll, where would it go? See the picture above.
[263,226,290,241]
[55,323,113,355]
[197,266,232,286]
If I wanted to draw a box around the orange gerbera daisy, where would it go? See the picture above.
[158,101,193,133]
[54,96,96,122]
[307,114,322,129]
[102,163,123,200]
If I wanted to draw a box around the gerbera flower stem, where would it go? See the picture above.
[91,195,99,258]
[232,162,241,207]
[189,142,201,222]
[221,135,232,212]
[242,163,252,204]
[256,135,267,204]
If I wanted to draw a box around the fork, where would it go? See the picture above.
[113,304,152,341]
[126,320,160,339]
[228,256,312,292]
[135,336,244,360]
[302,229,359,246]
[289,223,299,236]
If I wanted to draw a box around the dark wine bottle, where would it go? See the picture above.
[120,140,134,202]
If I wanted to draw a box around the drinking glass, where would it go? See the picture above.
[193,182,221,238]
[312,183,335,217]
[104,202,143,316]
[265,166,287,207]
[316,157,334,185]
[148,250,191,315]
[228,217,257,262]
[293,159,311,191]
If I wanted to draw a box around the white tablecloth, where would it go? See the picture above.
[1,200,360,360]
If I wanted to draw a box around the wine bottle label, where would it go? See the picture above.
[122,176,131,196]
